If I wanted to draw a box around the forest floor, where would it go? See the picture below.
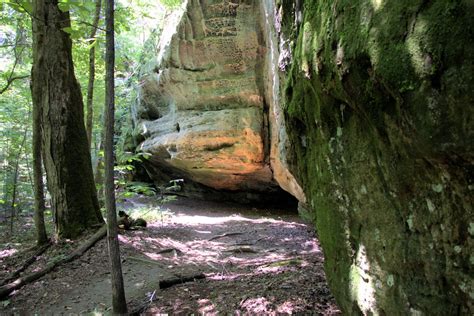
[0,197,340,315]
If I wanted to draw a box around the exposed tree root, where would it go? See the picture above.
[0,226,106,300]
[208,232,243,241]
[0,242,51,287]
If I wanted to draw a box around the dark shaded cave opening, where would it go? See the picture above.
[132,160,299,211]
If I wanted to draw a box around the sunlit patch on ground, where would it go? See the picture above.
[0,197,340,315]
[0,248,17,259]
[240,296,271,313]
[198,298,216,314]
[118,198,341,314]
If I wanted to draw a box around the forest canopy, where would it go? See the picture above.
[0,0,182,228]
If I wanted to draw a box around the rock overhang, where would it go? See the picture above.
[134,0,303,201]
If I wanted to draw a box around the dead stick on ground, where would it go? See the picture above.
[208,232,243,241]
[130,273,206,315]
[224,246,258,254]
[159,273,206,289]
[0,225,107,300]
[0,242,51,286]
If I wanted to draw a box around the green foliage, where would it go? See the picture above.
[0,0,177,230]
[115,151,151,173]
[117,181,156,198]
[115,151,155,200]
[2,1,33,15]
[0,7,34,216]
[119,204,174,224]
[159,0,183,8]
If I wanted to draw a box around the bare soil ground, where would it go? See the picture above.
[0,197,340,315]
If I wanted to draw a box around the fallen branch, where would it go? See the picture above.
[159,273,206,289]
[208,232,243,241]
[0,242,51,286]
[0,225,106,300]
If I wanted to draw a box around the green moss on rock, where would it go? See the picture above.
[281,0,474,314]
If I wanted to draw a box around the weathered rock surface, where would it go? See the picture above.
[261,0,306,203]
[135,0,304,200]
[280,0,474,314]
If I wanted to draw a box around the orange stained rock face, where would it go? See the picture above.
[134,0,295,194]
[151,128,271,190]
[170,129,263,168]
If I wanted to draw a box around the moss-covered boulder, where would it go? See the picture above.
[281,0,473,314]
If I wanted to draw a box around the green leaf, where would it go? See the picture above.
[62,26,73,34]
[123,192,134,198]
[58,2,71,12]
[21,1,32,12]
[5,2,21,12]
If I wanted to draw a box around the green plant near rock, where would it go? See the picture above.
[118,205,174,225]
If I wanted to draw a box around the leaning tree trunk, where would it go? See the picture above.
[31,0,104,239]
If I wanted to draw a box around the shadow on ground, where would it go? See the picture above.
[0,197,340,315]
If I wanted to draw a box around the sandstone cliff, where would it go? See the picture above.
[135,0,303,201]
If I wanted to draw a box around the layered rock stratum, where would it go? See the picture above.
[135,0,303,201]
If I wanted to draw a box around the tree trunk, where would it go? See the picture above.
[95,139,105,204]
[104,0,127,313]
[31,79,48,245]
[31,0,104,239]
[86,0,102,150]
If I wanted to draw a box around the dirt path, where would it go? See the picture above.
[0,198,340,315]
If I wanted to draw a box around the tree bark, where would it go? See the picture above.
[86,0,102,150]
[104,0,127,313]
[31,78,48,245]
[31,0,104,239]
